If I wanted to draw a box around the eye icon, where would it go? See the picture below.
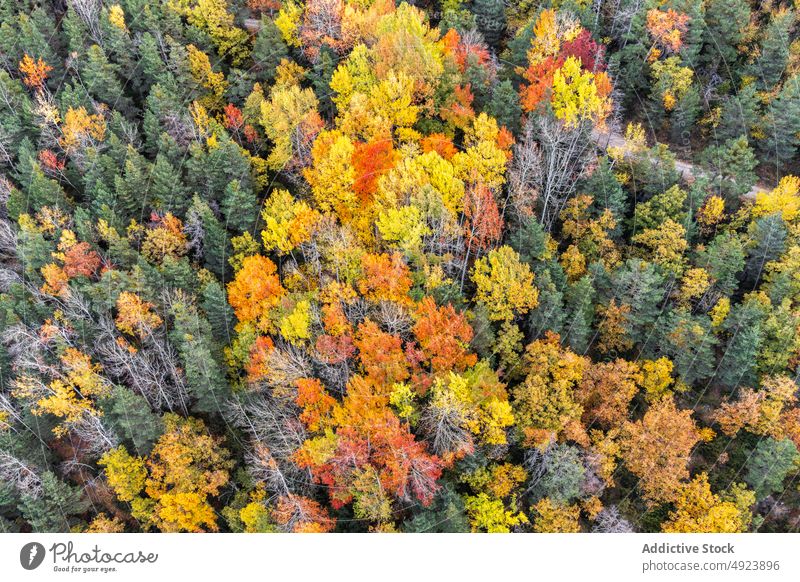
[20,542,46,570]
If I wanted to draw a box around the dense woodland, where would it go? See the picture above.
[1,0,800,533]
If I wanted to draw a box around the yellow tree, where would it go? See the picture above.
[512,332,589,447]
[532,498,581,532]
[472,246,539,321]
[662,474,754,533]
[103,414,233,532]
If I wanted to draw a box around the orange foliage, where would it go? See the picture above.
[420,133,457,160]
[115,292,163,338]
[296,378,337,432]
[19,54,52,90]
[412,297,477,374]
[622,396,708,505]
[62,241,102,279]
[354,319,410,386]
[463,183,503,251]
[223,103,244,131]
[227,255,285,329]
[274,494,335,533]
[358,252,412,305]
[246,335,274,382]
[521,56,562,113]
[646,9,690,54]
[577,359,641,429]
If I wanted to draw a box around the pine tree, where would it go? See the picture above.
[745,438,799,499]
[169,295,230,415]
[744,215,787,289]
[252,17,288,84]
[83,44,132,112]
[99,386,164,456]
[221,179,258,233]
[759,76,800,179]
[151,153,189,215]
[717,299,767,388]
[188,196,231,278]
[472,0,506,48]
[486,79,522,135]
[704,0,750,73]
[700,136,758,202]
[752,10,793,90]
[563,275,595,353]
[20,472,90,532]
[716,83,759,142]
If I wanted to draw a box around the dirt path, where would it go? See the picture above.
[592,129,771,199]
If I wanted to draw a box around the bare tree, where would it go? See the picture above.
[593,506,634,532]
[226,393,313,499]
[0,449,43,498]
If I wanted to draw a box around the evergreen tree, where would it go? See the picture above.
[700,136,758,202]
[99,386,164,456]
[745,438,799,500]
[472,0,507,48]
[716,299,767,388]
[486,79,522,135]
[751,10,793,90]
[221,179,258,233]
[252,17,288,84]
[19,472,90,532]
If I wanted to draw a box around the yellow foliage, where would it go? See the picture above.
[260,84,320,170]
[275,0,302,47]
[115,292,163,338]
[638,358,674,402]
[261,189,320,253]
[464,492,528,533]
[107,5,127,31]
[532,498,581,532]
[279,300,312,345]
[632,219,688,274]
[99,446,147,502]
[753,175,800,222]
[59,107,106,154]
[376,204,430,255]
[551,56,610,127]
[697,195,726,229]
[662,473,753,533]
[472,246,539,321]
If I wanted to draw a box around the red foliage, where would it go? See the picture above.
[296,378,336,431]
[38,149,65,173]
[442,84,475,129]
[315,333,356,364]
[561,29,606,72]
[247,0,281,14]
[274,494,335,533]
[352,139,397,203]
[463,183,503,252]
[223,103,244,131]
[243,124,259,143]
[295,376,442,510]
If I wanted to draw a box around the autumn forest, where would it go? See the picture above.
[1,0,800,534]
